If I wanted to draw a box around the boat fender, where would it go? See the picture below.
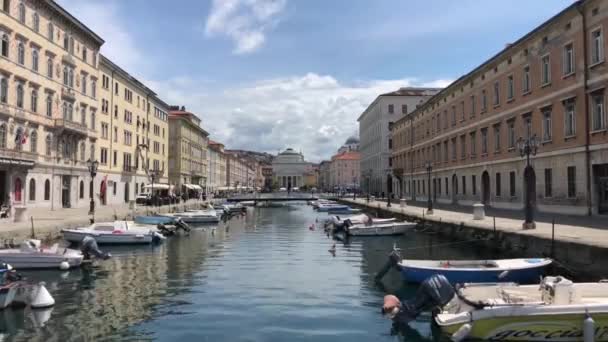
[59,261,70,270]
[382,295,402,319]
[30,283,55,309]
[584,311,595,342]
[451,323,472,342]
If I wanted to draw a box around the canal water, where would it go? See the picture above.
[7,204,501,341]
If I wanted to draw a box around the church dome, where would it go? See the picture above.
[345,136,360,145]
[280,148,299,155]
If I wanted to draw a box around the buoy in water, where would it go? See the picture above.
[59,261,70,270]
[30,283,55,309]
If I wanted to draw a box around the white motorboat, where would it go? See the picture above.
[346,221,416,236]
[240,201,255,207]
[62,221,165,245]
[223,203,245,213]
[0,240,83,270]
[324,214,396,232]
[163,209,219,224]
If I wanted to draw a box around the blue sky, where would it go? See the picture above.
[60,0,573,161]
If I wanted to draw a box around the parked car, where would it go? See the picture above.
[136,194,151,205]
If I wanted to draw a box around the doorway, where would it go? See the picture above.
[124,182,130,203]
[61,175,71,208]
[523,166,536,212]
[451,174,457,204]
[595,164,608,214]
[386,175,393,195]
[481,171,490,205]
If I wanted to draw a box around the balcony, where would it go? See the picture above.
[54,118,88,137]
[61,87,76,101]
[0,148,37,168]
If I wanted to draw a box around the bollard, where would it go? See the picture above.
[30,216,36,239]
[473,203,485,220]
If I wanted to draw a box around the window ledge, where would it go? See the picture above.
[590,60,605,69]
[493,104,501,109]
[470,154,477,159]
[542,139,553,145]
[494,150,501,155]
[480,110,487,115]
[590,128,607,135]
[562,72,576,79]
[522,90,532,96]
[506,97,515,103]
[508,147,516,152]
[459,119,465,123]
[481,153,488,158]
[541,82,552,88]
[564,134,577,141]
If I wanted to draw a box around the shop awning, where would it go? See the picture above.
[183,184,203,190]
[144,183,170,190]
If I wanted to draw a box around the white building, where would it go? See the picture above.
[358,87,441,197]
[272,148,310,189]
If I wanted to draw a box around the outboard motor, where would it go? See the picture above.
[80,236,111,260]
[175,218,191,232]
[384,274,455,324]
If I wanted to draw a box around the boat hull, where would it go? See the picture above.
[439,313,608,341]
[397,262,548,284]
[62,231,153,245]
[348,223,414,236]
[175,216,219,224]
[0,253,83,269]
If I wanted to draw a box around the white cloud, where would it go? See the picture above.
[148,73,451,162]
[204,0,287,54]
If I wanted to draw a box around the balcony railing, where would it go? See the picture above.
[54,118,88,136]
[61,87,76,101]
[0,148,38,167]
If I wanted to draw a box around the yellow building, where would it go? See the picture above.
[97,55,169,205]
[168,106,208,196]
[0,0,103,211]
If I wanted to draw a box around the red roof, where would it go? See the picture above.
[332,151,360,161]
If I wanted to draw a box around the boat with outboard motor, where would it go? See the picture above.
[62,221,165,244]
[162,208,219,224]
[323,214,397,232]
[326,207,362,214]
[315,203,350,212]
[0,240,83,270]
[384,274,608,341]
[346,221,416,236]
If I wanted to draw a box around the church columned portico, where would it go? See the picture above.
[272,148,310,191]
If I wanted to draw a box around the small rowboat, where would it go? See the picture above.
[397,258,552,284]
[347,221,416,236]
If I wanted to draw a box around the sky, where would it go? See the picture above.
[58,0,573,162]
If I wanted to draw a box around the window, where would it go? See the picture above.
[470,95,475,117]
[18,1,25,23]
[523,66,531,93]
[16,83,24,108]
[507,75,514,100]
[100,147,108,164]
[123,153,132,171]
[32,49,39,72]
[69,37,74,54]
[401,104,407,114]
[509,171,516,197]
[470,131,476,156]
[63,34,68,50]
[114,82,119,95]
[45,94,52,117]
[493,81,500,105]
[44,179,50,200]
[81,75,87,95]
[495,172,501,197]
[101,122,108,139]
[481,128,488,154]
[524,116,532,138]
[47,23,54,41]
[544,168,553,197]
[564,99,576,136]
[45,134,51,156]
[91,80,96,98]
[114,105,118,118]
[32,12,39,32]
[542,108,552,141]
[113,150,117,166]
[80,107,86,126]
[0,77,7,103]
[17,41,24,65]
[80,142,85,161]
[563,43,574,75]
[29,130,36,153]
[592,28,604,65]
[472,175,477,195]
[113,126,118,142]
[567,166,576,198]
[30,89,37,112]
[91,110,96,130]
[79,180,84,199]
[462,176,466,195]
[494,124,501,152]
[460,101,465,121]
[481,89,487,112]
[101,99,108,114]
[28,179,35,201]
[443,141,448,162]
[82,47,87,63]
[541,55,551,85]
[592,92,605,131]
[68,68,74,87]
[47,57,53,78]
[1,33,8,57]
[63,66,68,86]
[451,138,457,161]
[0,124,5,148]
[445,177,449,195]
[451,106,456,125]
[460,135,466,159]
[2,0,9,12]
[124,130,132,146]
[388,104,394,114]
[508,120,515,148]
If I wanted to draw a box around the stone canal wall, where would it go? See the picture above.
[337,198,608,279]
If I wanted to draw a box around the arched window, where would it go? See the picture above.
[2,0,9,13]
[29,178,35,201]
[80,141,85,161]
[17,41,24,65]
[62,66,68,85]
[14,177,22,202]
[69,37,74,54]
[45,94,52,117]
[1,33,8,58]
[68,103,73,121]
[30,89,37,112]
[80,106,85,125]
[18,2,25,23]
[0,77,7,103]
[16,83,24,108]
[29,130,37,153]
[45,134,51,156]
[63,34,68,50]
[47,22,54,41]
[79,180,84,199]
[68,69,74,87]
[47,58,53,78]
[32,13,39,32]
[15,127,22,151]
[32,49,38,71]
[0,124,6,148]
[44,179,50,200]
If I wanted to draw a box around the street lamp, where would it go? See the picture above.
[516,134,540,230]
[425,160,433,215]
[87,159,99,220]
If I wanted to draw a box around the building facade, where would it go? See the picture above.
[392,0,608,216]
[0,0,103,211]
[168,106,208,195]
[225,152,252,190]
[272,148,310,190]
[329,151,360,191]
[207,139,225,193]
[358,87,441,197]
[318,160,331,191]
[97,55,169,206]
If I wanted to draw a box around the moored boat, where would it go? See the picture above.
[62,221,165,245]
[323,214,396,232]
[397,258,552,284]
[315,203,350,212]
[162,209,219,224]
[327,207,362,214]
[347,221,416,236]
[0,240,83,269]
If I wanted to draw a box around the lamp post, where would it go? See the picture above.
[87,159,99,220]
[516,134,540,230]
[425,161,433,215]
